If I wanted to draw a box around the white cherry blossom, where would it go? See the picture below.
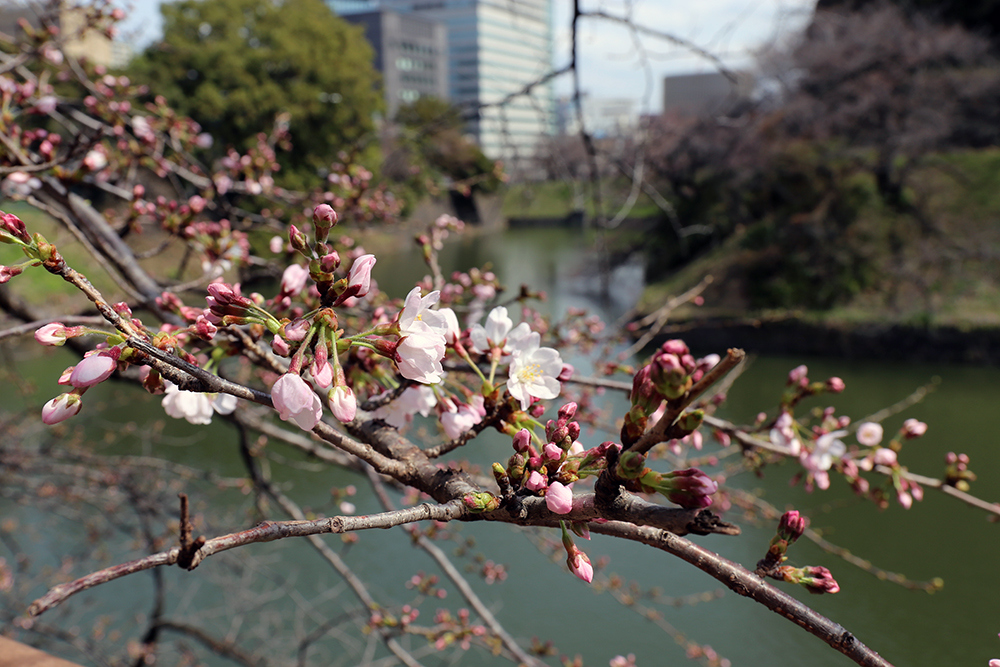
[507,331,563,410]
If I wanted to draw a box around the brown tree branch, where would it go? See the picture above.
[590,521,894,667]
[27,501,466,617]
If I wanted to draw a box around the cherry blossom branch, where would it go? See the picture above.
[705,413,1000,515]
[589,521,894,667]
[732,490,943,592]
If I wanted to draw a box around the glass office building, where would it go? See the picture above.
[330,0,555,172]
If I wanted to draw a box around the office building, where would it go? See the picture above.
[662,71,755,118]
[342,10,448,120]
[331,0,555,172]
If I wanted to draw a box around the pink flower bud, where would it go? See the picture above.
[543,443,562,462]
[512,428,531,452]
[284,318,310,341]
[826,376,845,393]
[777,510,807,542]
[525,470,547,491]
[271,335,291,356]
[69,352,117,388]
[660,339,689,356]
[289,224,308,254]
[902,418,928,438]
[557,363,575,382]
[271,373,323,430]
[545,481,574,514]
[313,204,338,230]
[0,265,23,283]
[788,365,808,385]
[42,392,82,424]
[873,448,897,466]
[347,254,376,298]
[566,547,593,583]
[35,322,73,346]
[1,211,31,243]
[557,402,578,423]
[328,385,357,423]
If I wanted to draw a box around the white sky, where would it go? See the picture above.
[118,0,816,113]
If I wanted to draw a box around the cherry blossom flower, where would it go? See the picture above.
[83,148,107,171]
[399,286,447,334]
[856,422,884,447]
[441,401,482,439]
[802,430,847,490]
[373,386,437,428]
[770,411,801,455]
[396,327,446,383]
[271,373,323,430]
[41,393,82,424]
[470,306,513,353]
[280,263,309,295]
[507,331,563,410]
[162,381,237,425]
[395,287,447,383]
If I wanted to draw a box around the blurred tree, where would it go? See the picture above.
[383,97,502,222]
[815,0,1000,41]
[642,3,1000,310]
[129,0,383,187]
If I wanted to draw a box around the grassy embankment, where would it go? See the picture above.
[507,150,1000,331]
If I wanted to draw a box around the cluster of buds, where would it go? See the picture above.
[944,452,975,491]
[428,608,488,652]
[638,467,718,509]
[498,404,618,518]
[367,605,419,632]
[405,571,447,598]
[756,510,807,574]
[623,339,718,447]
[1,210,54,282]
[611,449,718,509]
[781,365,846,408]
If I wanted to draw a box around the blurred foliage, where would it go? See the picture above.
[816,0,1000,42]
[128,0,383,188]
[381,97,503,217]
[641,3,1000,314]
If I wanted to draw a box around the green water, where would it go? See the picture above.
[2,227,998,666]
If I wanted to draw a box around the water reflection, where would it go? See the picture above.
[2,227,997,667]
